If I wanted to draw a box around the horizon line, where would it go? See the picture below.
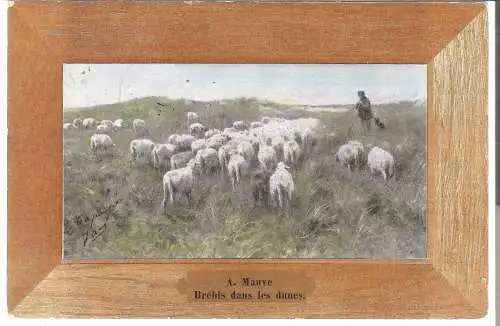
[63,95,427,111]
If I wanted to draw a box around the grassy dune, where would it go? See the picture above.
[63,97,426,259]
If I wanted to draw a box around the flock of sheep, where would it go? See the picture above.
[65,110,396,214]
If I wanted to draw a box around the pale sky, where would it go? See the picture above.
[63,64,426,109]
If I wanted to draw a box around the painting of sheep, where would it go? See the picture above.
[63,63,426,259]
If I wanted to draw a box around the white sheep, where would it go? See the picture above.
[300,127,312,147]
[367,146,395,180]
[167,134,180,145]
[189,122,206,138]
[258,145,278,171]
[284,140,301,166]
[232,120,247,131]
[223,127,238,134]
[100,120,114,129]
[241,134,260,153]
[187,111,199,122]
[162,159,196,213]
[336,141,364,171]
[348,140,365,166]
[72,118,83,129]
[133,119,146,133]
[261,116,271,124]
[205,128,221,138]
[175,134,196,151]
[90,134,115,160]
[130,139,155,164]
[227,154,249,190]
[269,162,294,209]
[152,143,178,171]
[288,128,302,144]
[194,148,220,174]
[218,143,238,171]
[206,133,229,150]
[170,151,195,170]
[96,124,112,134]
[63,123,73,130]
[237,140,255,162]
[113,118,124,131]
[191,138,207,155]
[82,118,97,129]
[250,121,263,129]
[271,136,285,159]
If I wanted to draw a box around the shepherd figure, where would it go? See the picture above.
[354,90,373,134]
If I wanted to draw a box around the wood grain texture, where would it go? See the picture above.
[427,9,488,313]
[7,0,488,318]
[7,5,63,310]
[12,262,478,318]
[8,1,482,64]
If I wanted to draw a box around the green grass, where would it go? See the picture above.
[63,97,426,259]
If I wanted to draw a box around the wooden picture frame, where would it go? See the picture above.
[7,1,488,318]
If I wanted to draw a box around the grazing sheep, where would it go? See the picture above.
[90,134,115,160]
[167,134,180,145]
[222,127,241,139]
[194,148,219,174]
[218,143,238,171]
[258,145,278,171]
[348,140,365,167]
[269,162,295,209]
[261,116,271,124]
[260,135,272,147]
[113,118,124,131]
[205,128,221,138]
[191,138,207,155]
[227,154,249,190]
[63,123,73,130]
[133,118,146,132]
[100,120,114,129]
[301,127,312,147]
[206,133,229,150]
[336,141,364,171]
[72,118,83,129]
[233,120,247,131]
[335,143,357,171]
[189,122,206,138]
[96,124,112,134]
[250,169,272,207]
[82,118,97,129]
[288,128,302,144]
[251,121,263,129]
[187,111,199,122]
[242,134,260,153]
[223,127,238,134]
[271,136,285,159]
[237,140,255,162]
[284,140,301,166]
[175,134,196,151]
[130,138,155,164]
[162,159,196,213]
[367,146,395,180]
[170,151,195,170]
[152,143,178,171]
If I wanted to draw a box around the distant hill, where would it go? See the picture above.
[63,96,426,122]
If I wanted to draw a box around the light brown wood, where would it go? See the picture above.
[427,8,489,312]
[12,262,479,318]
[7,1,488,318]
[9,1,482,64]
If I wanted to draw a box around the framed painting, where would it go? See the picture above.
[7,1,488,318]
